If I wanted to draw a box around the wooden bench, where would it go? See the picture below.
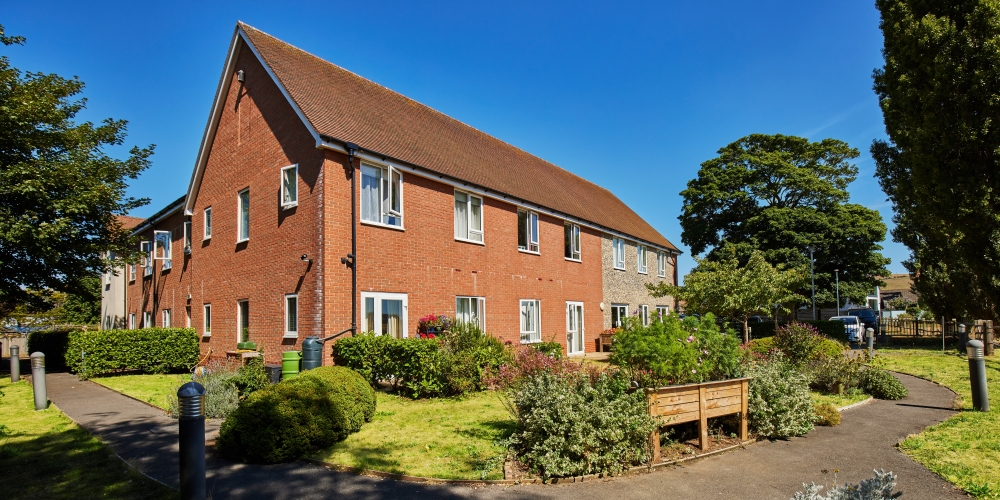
[646,377,749,462]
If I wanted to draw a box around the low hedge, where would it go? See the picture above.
[66,328,199,377]
[217,366,373,463]
[749,321,847,341]
[26,329,77,372]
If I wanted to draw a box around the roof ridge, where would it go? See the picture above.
[237,22,620,200]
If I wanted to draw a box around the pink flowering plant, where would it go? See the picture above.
[417,314,453,334]
[608,312,742,386]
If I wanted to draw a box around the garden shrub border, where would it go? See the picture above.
[66,328,199,377]
[749,321,848,341]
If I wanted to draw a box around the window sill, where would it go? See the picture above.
[203,236,211,241]
[638,270,648,275]
[455,237,485,246]
[613,266,625,271]
[518,248,540,256]
[360,219,405,232]
[202,333,211,338]
[520,339,541,344]
[283,333,298,339]
[236,238,249,244]
[281,202,298,210]
[657,274,666,279]
[565,257,582,263]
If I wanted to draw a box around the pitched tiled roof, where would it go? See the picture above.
[116,215,145,229]
[240,23,677,251]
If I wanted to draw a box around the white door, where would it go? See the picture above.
[566,302,584,355]
[361,292,409,338]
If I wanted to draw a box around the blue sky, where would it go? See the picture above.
[4,1,905,278]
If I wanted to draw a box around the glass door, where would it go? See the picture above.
[566,302,584,355]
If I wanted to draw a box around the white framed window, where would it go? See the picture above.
[566,301,584,355]
[657,251,667,278]
[143,311,152,328]
[639,304,649,326]
[456,296,485,331]
[284,294,298,338]
[237,299,250,343]
[637,245,647,274]
[203,207,212,240]
[154,230,171,270]
[610,303,628,329]
[612,238,626,270]
[520,299,541,343]
[162,309,171,328]
[518,209,539,253]
[140,240,153,276]
[203,304,212,336]
[183,221,192,254]
[360,163,402,228]
[129,263,136,282]
[656,305,670,319]
[281,164,298,208]
[238,189,250,242]
[454,190,483,243]
[564,223,581,261]
[128,313,136,330]
[361,292,408,338]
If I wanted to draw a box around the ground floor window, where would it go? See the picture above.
[238,300,249,343]
[610,303,628,328]
[162,309,171,328]
[285,294,298,338]
[456,296,485,331]
[203,304,212,336]
[128,313,136,330]
[638,305,649,326]
[656,305,670,319]
[520,299,541,343]
[143,311,152,328]
[361,292,408,338]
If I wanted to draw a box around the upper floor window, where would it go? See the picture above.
[454,190,483,243]
[281,164,298,208]
[564,223,581,260]
[203,207,212,240]
[637,245,647,274]
[518,209,539,253]
[612,238,626,270]
[520,299,541,343]
[361,163,402,227]
[183,221,192,254]
[140,241,152,276]
[128,263,136,282]
[154,230,171,270]
[657,251,667,278]
[238,189,250,242]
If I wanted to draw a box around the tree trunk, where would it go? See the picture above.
[743,319,750,344]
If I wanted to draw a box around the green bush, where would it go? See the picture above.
[773,323,824,366]
[167,358,273,419]
[231,357,270,398]
[860,368,908,400]
[26,329,76,372]
[298,366,376,426]
[746,353,815,438]
[610,313,742,386]
[808,355,863,395]
[750,321,848,340]
[507,371,657,479]
[217,367,373,464]
[530,341,563,359]
[746,337,776,357]
[813,403,841,426]
[66,328,199,378]
[815,338,847,359]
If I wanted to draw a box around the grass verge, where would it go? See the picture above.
[91,372,190,410]
[810,390,870,409]
[0,378,175,499]
[880,347,1000,499]
[310,390,515,480]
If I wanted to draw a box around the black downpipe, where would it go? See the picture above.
[343,143,359,337]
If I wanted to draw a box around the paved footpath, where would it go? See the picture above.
[46,372,968,500]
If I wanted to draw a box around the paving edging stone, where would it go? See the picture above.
[836,396,874,412]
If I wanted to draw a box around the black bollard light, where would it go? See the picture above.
[30,352,46,410]
[10,345,19,382]
[967,340,990,412]
[177,382,206,500]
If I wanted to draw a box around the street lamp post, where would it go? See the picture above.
[834,269,841,316]
[808,246,816,321]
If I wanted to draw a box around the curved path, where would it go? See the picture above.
[45,372,967,499]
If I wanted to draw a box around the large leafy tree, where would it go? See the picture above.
[649,250,805,342]
[0,24,151,317]
[680,134,890,308]
[872,0,1000,320]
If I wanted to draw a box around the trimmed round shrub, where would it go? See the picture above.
[217,367,374,464]
[297,366,376,425]
[773,323,824,367]
[746,353,815,438]
[813,403,841,426]
[815,338,846,359]
[746,337,776,357]
[860,368,908,400]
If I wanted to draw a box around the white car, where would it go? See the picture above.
[831,316,863,342]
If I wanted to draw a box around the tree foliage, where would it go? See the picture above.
[649,250,805,342]
[680,134,890,307]
[0,24,151,317]
[872,0,1000,320]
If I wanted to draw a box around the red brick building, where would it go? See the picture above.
[103,23,680,364]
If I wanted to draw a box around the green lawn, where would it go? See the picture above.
[0,378,176,499]
[91,372,190,410]
[311,391,515,480]
[880,347,1000,499]
[810,390,870,409]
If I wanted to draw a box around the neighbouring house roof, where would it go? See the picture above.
[186,22,678,252]
[130,196,186,235]
[116,215,145,229]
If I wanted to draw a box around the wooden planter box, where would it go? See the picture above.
[646,377,749,462]
[225,350,261,365]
